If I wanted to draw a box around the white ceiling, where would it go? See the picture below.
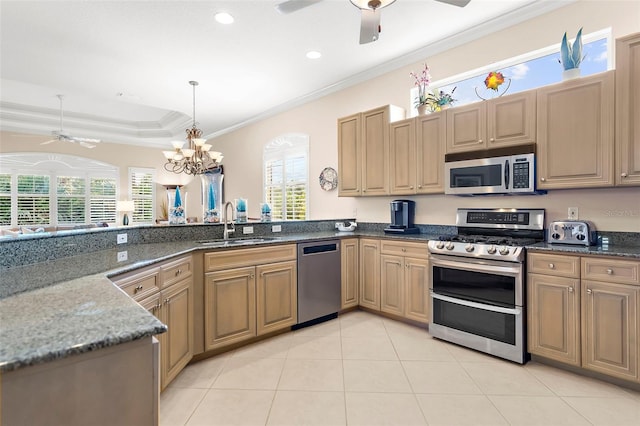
[0,0,569,148]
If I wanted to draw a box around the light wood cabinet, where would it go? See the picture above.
[536,71,615,189]
[113,255,194,391]
[446,90,536,153]
[341,238,359,309]
[389,112,446,195]
[338,105,405,196]
[380,240,429,323]
[359,238,381,310]
[615,32,640,186]
[203,245,297,351]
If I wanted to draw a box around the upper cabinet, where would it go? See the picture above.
[616,32,640,186]
[389,112,446,195]
[537,71,615,189]
[446,90,536,153]
[338,105,405,197]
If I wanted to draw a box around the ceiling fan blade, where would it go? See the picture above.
[40,139,57,145]
[79,141,97,149]
[434,0,471,7]
[71,136,101,144]
[359,8,381,44]
[275,0,323,15]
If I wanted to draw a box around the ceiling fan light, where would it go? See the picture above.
[350,0,395,10]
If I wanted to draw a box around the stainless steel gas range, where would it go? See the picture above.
[428,208,545,364]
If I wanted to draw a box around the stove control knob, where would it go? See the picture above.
[487,245,497,254]
[499,246,510,255]
[465,243,475,252]
[445,242,455,250]
[436,241,445,249]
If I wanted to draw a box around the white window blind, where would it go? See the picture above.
[129,168,155,224]
[57,176,86,224]
[263,134,308,221]
[0,174,10,226]
[17,174,50,226]
[90,177,117,224]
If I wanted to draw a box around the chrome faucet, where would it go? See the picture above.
[223,201,235,240]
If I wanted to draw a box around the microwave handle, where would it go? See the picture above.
[504,159,510,190]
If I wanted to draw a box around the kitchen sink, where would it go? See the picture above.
[198,237,282,248]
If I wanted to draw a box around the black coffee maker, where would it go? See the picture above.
[384,200,419,234]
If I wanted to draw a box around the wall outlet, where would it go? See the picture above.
[272,224,282,233]
[117,251,128,262]
[243,226,254,234]
[568,207,579,220]
[117,233,128,244]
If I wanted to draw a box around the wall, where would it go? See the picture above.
[209,0,640,232]
[1,1,639,232]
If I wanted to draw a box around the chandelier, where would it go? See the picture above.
[163,81,223,175]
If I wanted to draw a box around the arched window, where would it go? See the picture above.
[263,134,309,221]
[0,153,118,227]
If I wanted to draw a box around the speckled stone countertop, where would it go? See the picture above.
[526,242,640,259]
[1,228,637,373]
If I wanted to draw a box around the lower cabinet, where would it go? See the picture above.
[203,245,297,352]
[341,238,359,309]
[380,240,429,324]
[528,252,640,383]
[359,238,381,310]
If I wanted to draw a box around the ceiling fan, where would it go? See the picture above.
[276,0,471,44]
[41,95,101,149]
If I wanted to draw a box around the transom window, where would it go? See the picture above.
[263,134,309,221]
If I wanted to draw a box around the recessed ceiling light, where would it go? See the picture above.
[306,51,322,59]
[214,12,234,24]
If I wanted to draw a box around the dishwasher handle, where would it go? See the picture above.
[299,242,339,256]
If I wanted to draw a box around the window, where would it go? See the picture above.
[129,168,155,224]
[410,29,611,115]
[263,134,309,221]
[0,153,119,228]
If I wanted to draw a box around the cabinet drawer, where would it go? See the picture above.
[205,244,296,272]
[582,257,640,285]
[527,252,580,278]
[114,269,160,301]
[380,240,428,259]
[161,255,193,288]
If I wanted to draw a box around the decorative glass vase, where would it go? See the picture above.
[235,198,247,223]
[201,170,224,223]
[166,186,186,225]
[417,104,429,116]
[562,68,581,81]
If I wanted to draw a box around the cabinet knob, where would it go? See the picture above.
[490,137,495,142]
[587,289,592,295]
[541,177,546,182]
[250,274,255,279]
[409,186,414,189]
[402,248,406,252]
[548,263,555,269]
[164,298,170,304]
[478,139,483,144]
[606,268,613,275]
[175,269,182,276]
[418,185,422,188]
[621,173,628,178]
[568,286,574,293]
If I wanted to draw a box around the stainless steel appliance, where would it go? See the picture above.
[548,220,597,245]
[296,240,341,326]
[444,145,542,195]
[428,208,545,363]
[384,199,419,234]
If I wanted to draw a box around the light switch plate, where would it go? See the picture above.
[243,226,254,234]
[117,233,128,244]
[568,207,579,220]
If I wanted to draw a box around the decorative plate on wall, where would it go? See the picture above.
[319,167,338,191]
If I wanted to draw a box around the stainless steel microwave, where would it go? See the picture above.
[445,150,540,195]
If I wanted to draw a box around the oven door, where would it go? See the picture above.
[429,254,525,363]
[444,156,509,195]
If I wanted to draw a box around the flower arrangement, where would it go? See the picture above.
[426,87,456,111]
[559,27,584,70]
[410,63,432,108]
[476,71,511,100]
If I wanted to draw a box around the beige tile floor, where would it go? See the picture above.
[160,311,640,426]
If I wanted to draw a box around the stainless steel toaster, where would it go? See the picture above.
[547,220,597,246]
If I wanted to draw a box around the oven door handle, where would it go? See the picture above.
[431,292,521,315]
[430,256,521,276]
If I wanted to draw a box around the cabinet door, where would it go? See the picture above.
[359,239,380,310]
[582,280,638,381]
[389,118,416,195]
[204,267,256,350]
[416,112,446,193]
[487,90,536,148]
[405,257,429,324]
[537,71,615,189]
[256,261,297,336]
[338,113,361,196]
[615,33,640,186]
[162,278,194,388]
[361,106,390,195]
[341,238,359,309]
[380,254,405,316]
[446,102,486,153]
[527,273,581,366]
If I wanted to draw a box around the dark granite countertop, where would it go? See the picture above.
[526,242,640,259]
[1,228,637,373]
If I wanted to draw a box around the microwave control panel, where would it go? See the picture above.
[512,161,531,189]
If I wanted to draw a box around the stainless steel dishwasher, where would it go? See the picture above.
[296,239,341,327]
